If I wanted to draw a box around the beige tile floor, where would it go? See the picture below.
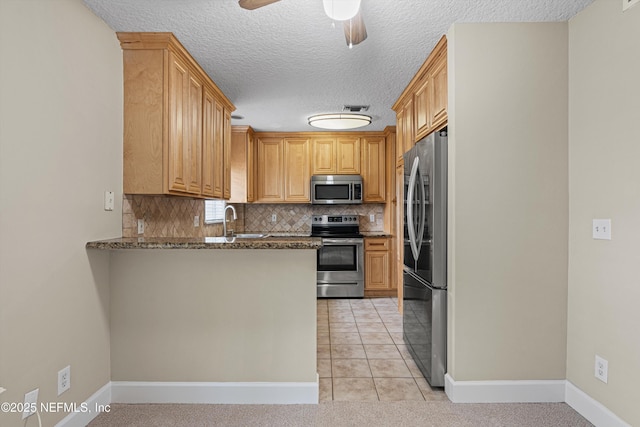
[317,297,449,402]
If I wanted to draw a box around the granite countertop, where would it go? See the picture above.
[361,232,392,237]
[86,236,322,250]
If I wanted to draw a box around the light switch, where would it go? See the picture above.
[592,219,611,240]
[104,191,114,211]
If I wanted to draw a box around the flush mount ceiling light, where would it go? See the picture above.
[322,0,361,21]
[308,113,371,130]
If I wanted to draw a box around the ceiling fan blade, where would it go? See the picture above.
[238,0,280,10]
[343,9,367,47]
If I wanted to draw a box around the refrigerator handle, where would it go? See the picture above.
[416,167,426,253]
[407,157,421,262]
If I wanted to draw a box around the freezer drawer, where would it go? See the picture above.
[402,270,446,387]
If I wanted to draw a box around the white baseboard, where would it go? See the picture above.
[111,379,319,404]
[55,382,111,427]
[444,374,566,403]
[565,381,631,427]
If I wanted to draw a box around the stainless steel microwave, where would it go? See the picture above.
[311,175,363,205]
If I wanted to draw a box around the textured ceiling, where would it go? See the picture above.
[83,0,594,132]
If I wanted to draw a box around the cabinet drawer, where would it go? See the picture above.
[365,237,389,251]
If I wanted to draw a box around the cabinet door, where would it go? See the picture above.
[186,73,203,194]
[361,137,386,202]
[284,138,311,202]
[396,109,405,166]
[167,53,190,193]
[365,249,390,290]
[336,137,360,174]
[257,137,284,202]
[403,98,415,153]
[223,109,231,199]
[430,53,448,131]
[414,75,431,141]
[247,131,256,202]
[311,138,336,174]
[201,88,216,197]
[210,100,225,198]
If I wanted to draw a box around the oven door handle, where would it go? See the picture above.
[321,238,363,245]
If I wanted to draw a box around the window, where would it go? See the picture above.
[204,200,226,224]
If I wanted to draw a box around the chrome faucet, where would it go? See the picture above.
[223,204,237,237]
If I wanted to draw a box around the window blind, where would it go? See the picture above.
[204,200,226,224]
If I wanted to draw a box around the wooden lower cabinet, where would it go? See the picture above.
[364,237,395,297]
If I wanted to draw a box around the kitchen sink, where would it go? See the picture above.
[233,233,269,239]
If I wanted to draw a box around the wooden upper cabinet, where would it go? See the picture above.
[311,136,360,175]
[256,137,311,203]
[229,126,256,203]
[430,52,448,132]
[117,32,235,199]
[223,109,232,199]
[402,98,414,157]
[246,131,256,202]
[256,137,285,202]
[167,53,190,194]
[396,109,405,166]
[336,137,360,174]
[392,35,447,146]
[361,137,386,202]
[284,138,311,202]
[312,138,336,174]
[201,87,219,198]
[414,75,431,141]
[187,73,203,194]
[167,53,202,195]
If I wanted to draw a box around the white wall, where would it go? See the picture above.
[447,23,569,381]
[567,0,640,425]
[0,0,122,425]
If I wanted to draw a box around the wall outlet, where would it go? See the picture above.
[369,214,375,223]
[58,365,71,395]
[592,219,611,240]
[271,213,277,223]
[104,190,114,211]
[137,219,145,235]
[595,355,608,383]
[22,388,38,419]
[194,215,200,227]
[623,0,639,11]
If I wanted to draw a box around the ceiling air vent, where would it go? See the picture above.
[343,105,370,112]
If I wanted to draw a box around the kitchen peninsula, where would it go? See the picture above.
[86,236,321,404]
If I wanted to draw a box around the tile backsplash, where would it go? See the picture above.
[244,204,385,234]
[122,195,384,237]
[122,195,245,238]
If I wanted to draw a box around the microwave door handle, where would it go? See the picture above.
[407,157,420,262]
[349,182,353,201]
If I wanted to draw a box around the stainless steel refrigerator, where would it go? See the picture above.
[403,129,447,387]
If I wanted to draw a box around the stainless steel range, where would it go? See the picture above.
[311,215,364,298]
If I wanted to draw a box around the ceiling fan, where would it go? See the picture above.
[238,0,367,48]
